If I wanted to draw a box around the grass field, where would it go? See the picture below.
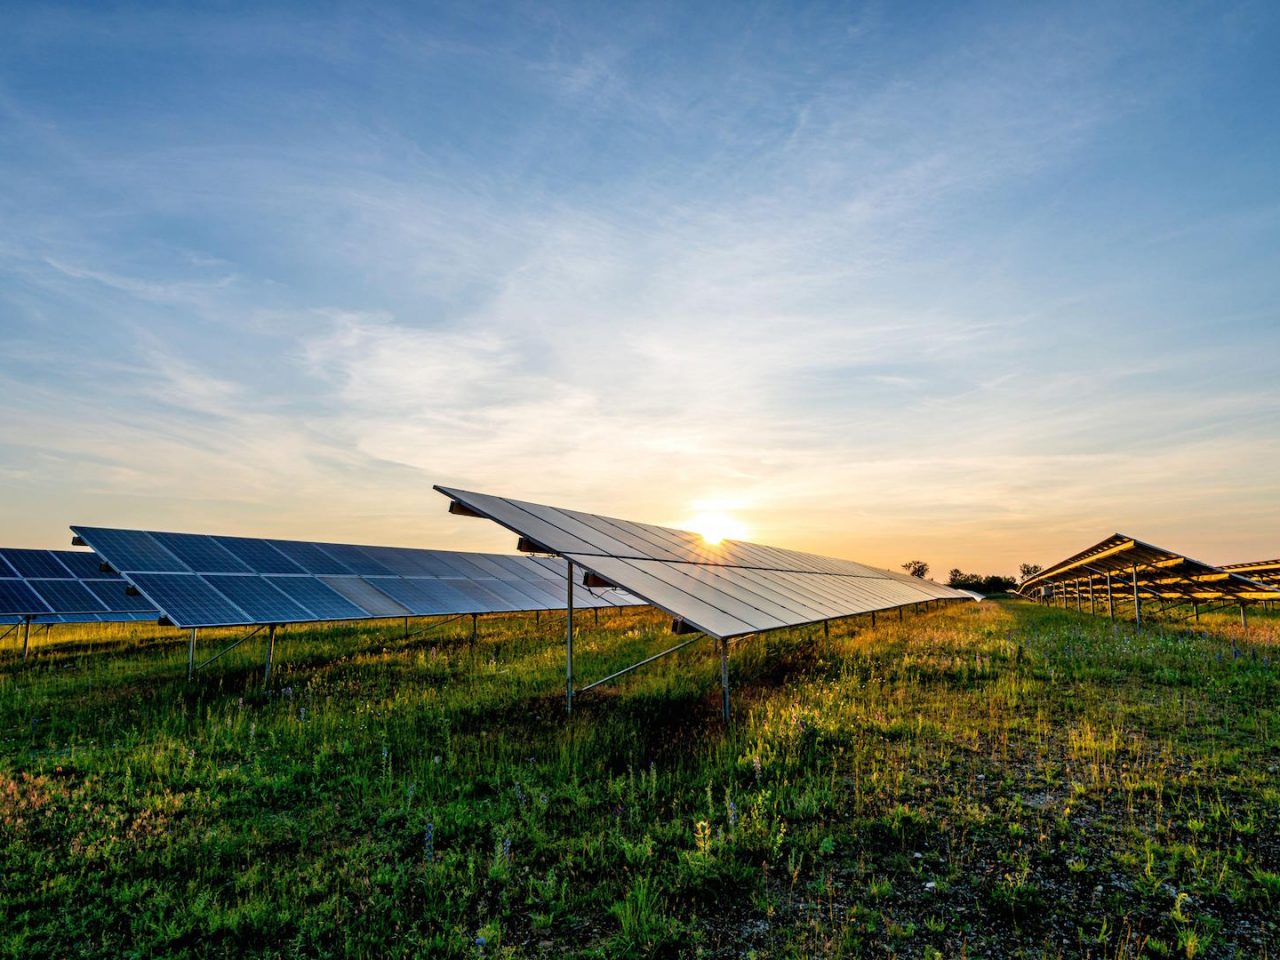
[1,600,1277,959]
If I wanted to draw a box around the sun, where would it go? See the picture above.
[686,511,749,546]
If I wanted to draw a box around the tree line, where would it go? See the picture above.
[899,561,1044,596]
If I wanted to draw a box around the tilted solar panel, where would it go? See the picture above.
[72,527,643,629]
[0,548,160,623]
[433,486,972,641]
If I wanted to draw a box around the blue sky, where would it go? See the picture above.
[1,0,1277,574]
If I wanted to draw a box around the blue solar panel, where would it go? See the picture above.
[263,576,366,620]
[127,573,252,627]
[83,579,155,612]
[371,576,477,615]
[266,540,354,575]
[317,577,410,617]
[151,533,252,573]
[0,549,72,579]
[74,529,188,572]
[54,550,115,579]
[213,536,306,574]
[28,579,105,613]
[203,575,315,622]
[360,546,441,577]
[445,579,521,612]
[0,580,53,615]
[314,544,396,576]
[73,526,642,628]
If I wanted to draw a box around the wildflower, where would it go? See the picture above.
[502,837,512,864]
[753,756,762,782]
[423,822,434,861]
[513,782,526,805]
[728,799,738,827]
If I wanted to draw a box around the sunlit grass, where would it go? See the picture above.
[1,600,1276,957]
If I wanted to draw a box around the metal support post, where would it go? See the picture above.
[1240,605,1248,630]
[871,610,876,627]
[594,607,599,626]
[187,628,198,680]
[1132,565,1141,627]
[404,616,409,640]
[1106,573,1114,620]
[898,606,903,622]
[566,561,575,715]
[823,620,829,640]
[1088,578,1096,616]
[1192,601,1199,623]
[470,613,477,647]
[720,637,730,723]
[21,617,31,662]
[263,624,277,685]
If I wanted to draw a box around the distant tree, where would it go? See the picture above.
[902,560,929,579]
[1018,563,1043,582]
[947,568,1018,595]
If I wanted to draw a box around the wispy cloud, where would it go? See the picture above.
[0,1,1276,573]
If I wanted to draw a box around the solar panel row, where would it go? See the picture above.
[71,527,640,629]
[434,486,971,641]
[0,548,159,621]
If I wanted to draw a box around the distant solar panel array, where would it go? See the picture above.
[1018,534,1280,625]
[1222,559,1280,588]
[71,527,639,630]
[0,548,157,624]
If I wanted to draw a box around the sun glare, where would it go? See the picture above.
[687,511,749,546]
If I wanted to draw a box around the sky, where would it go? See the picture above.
[1,0,1277,577]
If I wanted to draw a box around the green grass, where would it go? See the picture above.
[1,600,1277,958]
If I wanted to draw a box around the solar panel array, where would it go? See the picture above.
[1222,559,1280,587]
[433,486,971,640]
[71,527,641,629]
[1019,534,1280,604]
[0,548,158,624]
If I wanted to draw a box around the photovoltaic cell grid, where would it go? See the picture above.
[432,486,973,640]
[71,527,642,629]
[0,548,159,624]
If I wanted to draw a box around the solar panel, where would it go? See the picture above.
[73,526,643,629]
[204,575,315,623]
[317,576,411,617]
[263,576,367,620]
[151,533,252,574]
[433,486,972,640]
[369,577,477,616]
[127,573,252,627]
[0,580,52,616]
[0,548,160,623]
[0,548,73,579]
[28,579,103,614]
[83,579,156,612]
[1021,534,1280,606]
[74,529,187,573]
[213,536,307,574]
[266,540,354,575]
